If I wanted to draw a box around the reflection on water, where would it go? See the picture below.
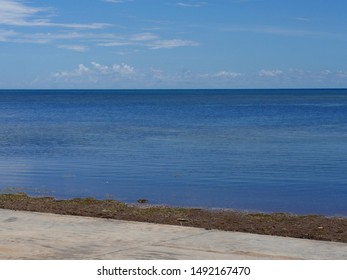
[0,89,346,216]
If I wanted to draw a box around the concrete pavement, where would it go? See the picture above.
[0,209,346,260]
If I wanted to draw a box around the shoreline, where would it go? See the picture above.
[1,193,346,243]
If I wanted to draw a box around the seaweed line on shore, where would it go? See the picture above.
[0,193,346,243]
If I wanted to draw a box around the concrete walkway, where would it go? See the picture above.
[0,209,346,260]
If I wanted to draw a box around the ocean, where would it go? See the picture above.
[0,89,346,216]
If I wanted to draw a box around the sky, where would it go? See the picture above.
[0,0,347,89]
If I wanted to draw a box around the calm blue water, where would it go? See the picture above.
[0,89,346,216]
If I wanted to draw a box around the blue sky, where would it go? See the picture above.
[0,0,347,89]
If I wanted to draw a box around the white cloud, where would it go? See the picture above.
[149,39,199,49]
[91,62,111,74]
[111,64,135,75]
[101,0,128,3]
[91,62,135,75]
[0,2,198,51]
[58,45,88,52]
[54,64,90,78]
[50,62,141,88]
[10,19,110,30]
[42,22,111,30]
[258,70,283,77]
[199,71,244,82]
[77,64,90,75]
[53,62,136,81]
[209,71,243,78]
[0,29,87,45]
[24,32,92,41]
[97,41,132,47]
[230,0,261,3]
[46,66,347,89]
[150,68,165,80]
[0,0,110,29]
[176,2,204,8]
[0,28,16,41]
[336,71,347,78]
[253,68,347,87]
[2,26,199,51]
[0,0,45,25]
[98,33,199,50]
[130,32,159,41]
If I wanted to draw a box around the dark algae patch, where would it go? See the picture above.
[1,193,346,243]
